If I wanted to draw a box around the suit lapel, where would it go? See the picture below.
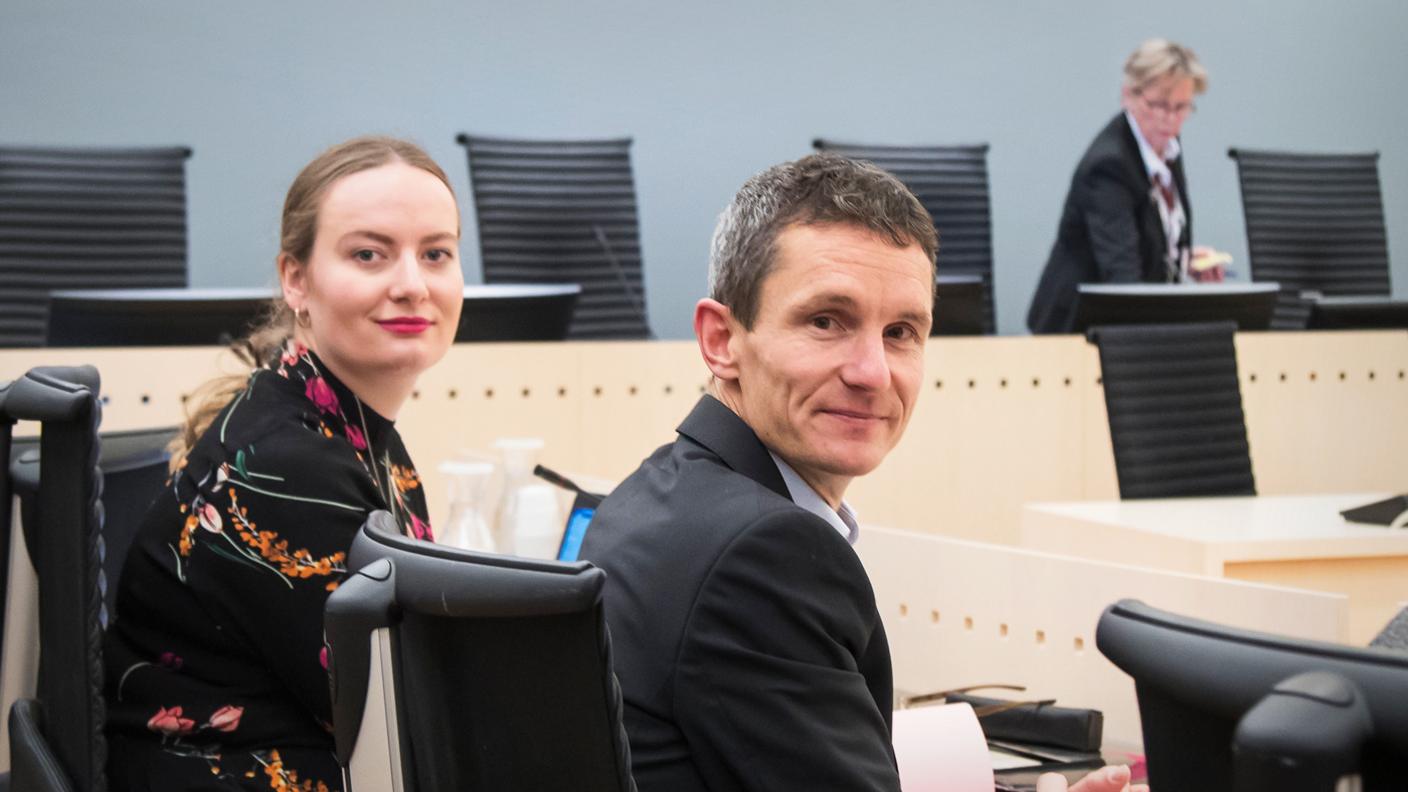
[1114,114,1170,260]
[677,396,791,501]
[1170,154,1192,246]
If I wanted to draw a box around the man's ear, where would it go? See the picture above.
[277,253,307,310]
[695,298,742,383]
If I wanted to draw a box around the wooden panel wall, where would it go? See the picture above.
[5,330,1407,543]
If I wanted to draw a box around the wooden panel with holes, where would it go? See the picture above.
[4,331,1408,541]
[858,526,1346,747]
[1235,330,1408,495]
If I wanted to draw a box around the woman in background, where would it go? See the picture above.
[1027,39,1216,335]
[105,136,463,790]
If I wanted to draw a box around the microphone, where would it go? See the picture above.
[533,464,586,495]
[591,223,654,339]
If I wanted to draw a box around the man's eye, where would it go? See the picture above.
[811,316,833,330]
[353,250,377,263]
[425,248,451,263]
[886,325,916,341]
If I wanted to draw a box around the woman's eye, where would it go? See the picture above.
[425,248,452,263]
[353,249,377,263]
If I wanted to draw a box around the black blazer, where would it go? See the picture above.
[580,396,898,792]
[1026,113,1193,334]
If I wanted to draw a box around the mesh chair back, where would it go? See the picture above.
[327,512,635,792]
[12,425,174,623]
[0,146,192,347]
[457,135,650,339]
[1227,148,1390,329]
[0,366,107,790]
[1371,607,1408,652]
[1088,322,1255,499]
[813,139,996,333]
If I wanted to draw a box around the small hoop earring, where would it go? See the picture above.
[295,307,311,327]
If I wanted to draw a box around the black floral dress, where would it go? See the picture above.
[104,342,433,791]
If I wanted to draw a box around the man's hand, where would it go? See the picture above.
[1036,764,1149,792]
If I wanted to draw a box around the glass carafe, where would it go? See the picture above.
[437,459,495,551]
[494,438,545,556]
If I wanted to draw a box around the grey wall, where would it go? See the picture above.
[3,0,1405,338]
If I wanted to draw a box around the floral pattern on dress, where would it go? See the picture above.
[106,341,432,791]
[259,749,334,792]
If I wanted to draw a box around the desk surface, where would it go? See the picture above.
[1024,494,1405,562]
[1021,494,1408,644]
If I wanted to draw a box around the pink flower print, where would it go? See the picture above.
[410,513,433,542]
[207,705,244,733]
[344,423,367,450]
[280,340,306,368]
[147,705,195,735]
[158,651,184,670]
[197,501,222,534]
[320,645,330,670]
[305,376,340,414]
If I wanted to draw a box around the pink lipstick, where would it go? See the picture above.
[377,317,431,335]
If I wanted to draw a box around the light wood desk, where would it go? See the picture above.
[1020,494,1408,644]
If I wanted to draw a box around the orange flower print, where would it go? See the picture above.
[207,704,244,733]
[260,749,333,792]
[389,464,421,495]
[225,490,347,582]
[179,513,198,556]
[147,705,196,735]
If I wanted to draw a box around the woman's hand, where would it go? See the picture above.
[1188,246,1229,283]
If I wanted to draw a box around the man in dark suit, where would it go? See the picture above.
[1027,38,1216,335]
[582,155,1144,792]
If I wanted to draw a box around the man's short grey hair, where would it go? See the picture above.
[707,153,938,329]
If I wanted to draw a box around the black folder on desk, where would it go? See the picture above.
[1340,494,1408,526]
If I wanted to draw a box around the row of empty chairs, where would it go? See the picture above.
[2,139,1395,345]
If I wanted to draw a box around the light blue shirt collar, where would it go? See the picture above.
[767,451,860,545]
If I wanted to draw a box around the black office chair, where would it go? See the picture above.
[1098,599,1408,791]
[9,424,174,626]
[456,134,651,340]
[1227,148,1391,330]
[1371,606,1408,652]
[0,366,108,791]
[0,145,193,348]
[812,139,997,334]
[1088,322,1256,499]
[325,511,636,792]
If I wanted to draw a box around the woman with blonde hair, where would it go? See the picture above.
[104,136,463,790]
[1028,38,1217,334]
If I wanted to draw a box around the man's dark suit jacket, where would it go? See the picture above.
[579,395,899,792]
[1026,112,1193,334]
